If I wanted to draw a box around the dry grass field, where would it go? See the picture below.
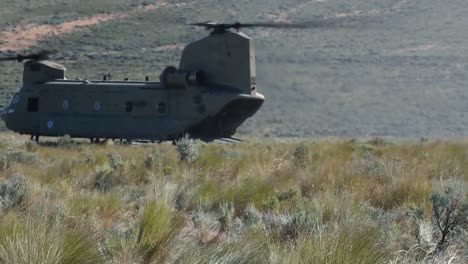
[0,134,466,263]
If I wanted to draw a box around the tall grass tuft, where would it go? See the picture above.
[136,200,183,263]
[0,212,104,264]
[172,230,270,263]
[273,224,390,264]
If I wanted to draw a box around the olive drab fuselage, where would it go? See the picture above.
[1,30,265,141]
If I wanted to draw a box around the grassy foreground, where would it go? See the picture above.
[0,134,466,263]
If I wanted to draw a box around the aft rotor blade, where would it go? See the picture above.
[239,17,376,29]
[237,22,310,29]
[189,17,378,31]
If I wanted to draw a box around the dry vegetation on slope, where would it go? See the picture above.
[0,134,466,263]
[1,0,468,137]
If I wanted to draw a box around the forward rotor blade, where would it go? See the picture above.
[0,50,51,62]
[0,56,18,61]
[189,22,216,27]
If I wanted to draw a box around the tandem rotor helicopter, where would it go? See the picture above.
[0,20,352,143]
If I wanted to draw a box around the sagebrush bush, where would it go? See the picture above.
[0,175,28,213]
[94,164,121,192]
[107,152,123,170]
[175,134,199,163]
[0,149,38,169]
[243,204,262,226]
[23,141,38,152]
[430,179,468,252]
[57,134,75,149]
[361,152,387,178]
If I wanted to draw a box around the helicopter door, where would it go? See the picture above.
[27,97,39,112]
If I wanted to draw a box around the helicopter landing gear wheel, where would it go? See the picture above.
[116,139,132,144]
[90,138,102,144]
[30,135,39,142]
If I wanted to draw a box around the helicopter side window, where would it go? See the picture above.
[93,101,101,112]
[125,102,133,112]
[27,97,39,112]
[157,102,166,114]
[62,99,70,110]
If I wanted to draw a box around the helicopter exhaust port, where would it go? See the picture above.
[160,66,205,89]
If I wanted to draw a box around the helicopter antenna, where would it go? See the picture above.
[0,50,51,62]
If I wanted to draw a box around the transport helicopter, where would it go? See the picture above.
[0,20,356,143]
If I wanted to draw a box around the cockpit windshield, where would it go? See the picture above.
[9,93,19,109]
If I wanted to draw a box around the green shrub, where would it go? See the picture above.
[218,202,235,232]
[366,137,389,146]
[276,186,301,202]
[292,143,309,168]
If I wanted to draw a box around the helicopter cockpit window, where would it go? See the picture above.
[9,93,19,108]
[125,102,133,112]
[27,97,39,112]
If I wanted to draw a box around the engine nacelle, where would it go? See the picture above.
[23,60,66,84]
[159,66,204,89]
